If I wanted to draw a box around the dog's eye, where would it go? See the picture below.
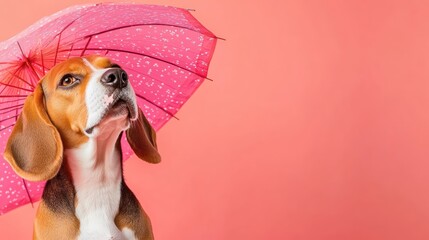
[59,74,79,87]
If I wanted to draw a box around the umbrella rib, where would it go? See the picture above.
[24,61,41,84]
[30,65,49,84]
[0,124,14,132]
[0,98,24,105]
[0,81,32,92]
[0,64,20,74]
[0,106,23,115]
[0,114,19,123]
[0,104,24,111]
[135,93,178,120]
[122,66,181,90]
[67,43,75,59]
[0,67,25,95]
[54,32,62,65]
[22,179,34,208]
[30,61,60,78]
[40,50,46,74]
[79,23,217,42]
[6,70,35,90]
[17,42,41,82]
[0,95,29,98]
[80,36,92,57]
[64,47,211,81]
[51,15,83,64]
[43,13,87,50]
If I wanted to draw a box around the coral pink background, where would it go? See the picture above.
[1,0,429,239]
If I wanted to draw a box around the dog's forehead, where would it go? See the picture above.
[83,56,113,70]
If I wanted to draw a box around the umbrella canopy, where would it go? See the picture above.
[0,3,218,215]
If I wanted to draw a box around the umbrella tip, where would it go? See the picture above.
[186,9,196,11]
[216,37,226,41]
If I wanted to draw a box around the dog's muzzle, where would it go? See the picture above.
[84,67,138,135]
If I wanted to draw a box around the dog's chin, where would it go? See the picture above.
[85,99,137,136]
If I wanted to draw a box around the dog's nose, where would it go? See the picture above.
[101,68,128,89]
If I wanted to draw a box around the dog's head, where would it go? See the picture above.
[4,55,160,181]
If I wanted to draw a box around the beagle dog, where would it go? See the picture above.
[4,55,161,240]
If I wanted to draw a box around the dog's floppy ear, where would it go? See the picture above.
[126,107,161,163]
[4,83,63,181]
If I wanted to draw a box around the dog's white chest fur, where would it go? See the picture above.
[66,138,136,240]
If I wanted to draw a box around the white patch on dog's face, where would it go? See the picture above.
[82,58,138,137]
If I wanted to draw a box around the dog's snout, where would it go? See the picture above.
[101,68,128,89]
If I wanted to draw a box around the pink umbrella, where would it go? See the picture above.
[0,3,218,215]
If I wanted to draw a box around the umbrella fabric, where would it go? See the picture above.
[0,3,217,215]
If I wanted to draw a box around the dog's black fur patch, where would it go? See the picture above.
[42,163,76,214]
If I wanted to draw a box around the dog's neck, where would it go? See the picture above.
[64,122,126,239]
[66,128,123,189]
